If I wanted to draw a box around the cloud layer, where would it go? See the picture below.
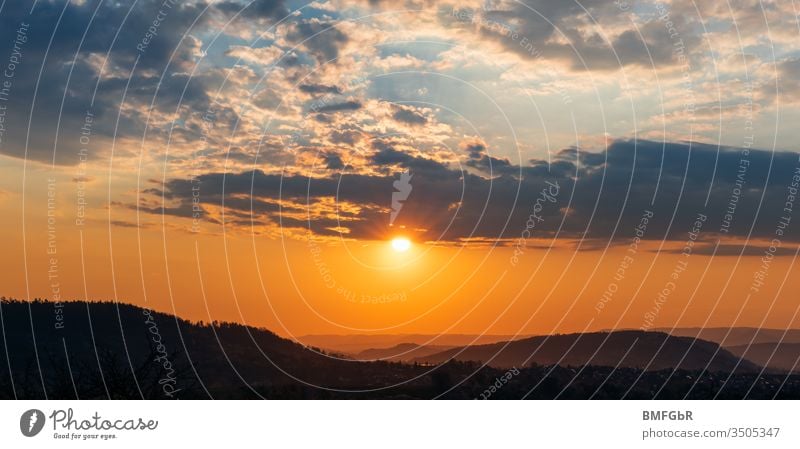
[148,139,800,245]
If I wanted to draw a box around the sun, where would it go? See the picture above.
[390,237,412,252]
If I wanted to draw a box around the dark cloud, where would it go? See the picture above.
[446,1,694,71]
[109,220,146,229]
[0,0,287,164]
[328,129,362,145]
[132,203,198,219]
[284,19,349,64]
[370,140,450,174]
[0,0,218,163]
[322,151,345,169]
[391,104,427,125]
[657,244,799,257]
[464,140,516,175]
[146,139,800,245]
[299,83,342,95]
[215,0,288,19]
[315,101,362,113]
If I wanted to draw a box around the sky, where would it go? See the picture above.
[1,0,799,338]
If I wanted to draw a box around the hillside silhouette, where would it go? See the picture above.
[1,298,799,399]
[0,298,429,399]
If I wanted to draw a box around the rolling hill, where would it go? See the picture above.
[656,327,800,347]
[412,331,760,372]
[355,343,456,362]
[296,333,530,354]
[727,343,800,373]
[0,299,433,399]
[3,299,795,399]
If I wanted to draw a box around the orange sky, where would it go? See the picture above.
[3,160,799,338]
[1,0,800,338]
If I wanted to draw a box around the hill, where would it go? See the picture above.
[296,334,529,354]
[355,343,456,362]
[656,327,800,347]
[0,299,432,399]
[412,331,759,372]
[727,343,800,373]
[2,299,796,399]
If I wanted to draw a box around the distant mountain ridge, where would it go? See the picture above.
[297,334,532,354]
[411,331,759,372]
[355,343,456,362]
[655,327,800,347]
[727,343,800,373]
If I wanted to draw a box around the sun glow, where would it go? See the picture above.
[390,237,412,252]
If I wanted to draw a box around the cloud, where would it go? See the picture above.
[0,0,218,164]
[327,129,362,145]
[769,57,800,103]
[215,0,288,20]
[284,19,349,64]
[144,139,800,244]
[369,140,450,174]
[299,83,343,95]
[225,45,285,66]
[0,0,296,165]
[462,139,516,175]
[315,100,362,113]
[110,220,149,229]
[446,1,696,71]
[391,104,427,125]
[656,244,799,257]
[321,151,345,169]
